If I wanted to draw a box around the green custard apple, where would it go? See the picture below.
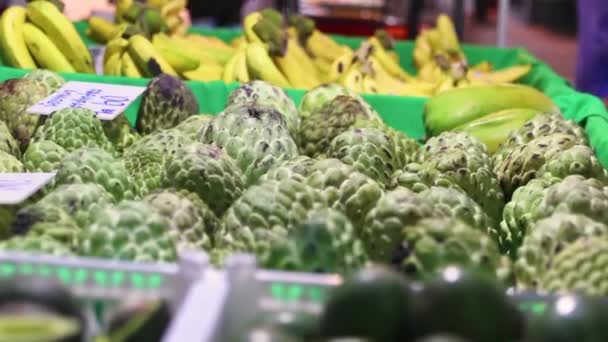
[0,120,20,158]
[162,143,246,216]
[299,83,378,120]
[353,119,419,169]
[538,145,608,182]
[418,132,491,168]
[124,128,192,159]
[0,235,73,256]
[23,69,65,94]
[0,151,24,172]
[22,140,67,172]
[136,74,199,134]
[258,155,315,183]
[122,149,165,197]
[174,114,214,140]
[12,203,80,249]
[80,200,177,262]
[101,114,140,154]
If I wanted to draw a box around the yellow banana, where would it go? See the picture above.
[413,35,434,69]
[437,14,461,53]
[274,40,319,89]
[104,38,129,64]
[170,35,232,66]
[147,0,171,9]
[128,35,178,77]
[165,14,183,34]
[366,56,406,94]
[233,50,250,83]
[152,34,200,73]
[116,0,134,23]
[436,75,456,94]
[369,37,412,82]
[327,50,354,83]
[470,61,493,73]
[222,51,239,83]
[104,51,123,76]
[313,56,332,77]
[121,51,143,78]
[0,6,36,69]
[243,12,264,44]
[468,64,532,85]
[231,36,247,49]
[160,0,187,19]
[245,42,290,88]
[26,1,94,73]
[182,64,224,82]
[287,37,321,85]
[306,29,348,61]
[362,75,379,94]
[340,66,363,93]
[87,16,123,44]
[182,35,235,65]
[23,23,75,73]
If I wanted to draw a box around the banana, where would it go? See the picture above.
[306,29,348,62]
[104,51,123,76]
[368,37,412,82]
[152,34,200,72]
[453,108,541,152]
[245,42,290,88]
[413,35,433,69]
[424,84,559,136]
[233,50,250,83]
[468,64,532,85]
[0,6,36,69]
[128,34,177,77]
[87,16,123,44]
[366,56,407,94]
[182,35,235,65]
[436,14,461,53]
[327,50,354,83]
[436,75,456,94]
[362,75,379,94]
[164,14,182,33]
[116,0,134,23]
[288,38,322,85]
[160,0,187,19]
[170,35,232,66]
[182,64,224,82]
[340,66,363,93]
[23,23,75,72]
[222,51,239,83]
[274,40,319,89]
[243,12,264,44]
[313,56,332,76]
[470,61,493,73]
[121,51,143,78]
[231,36,247,49]
[104,38,129,64]
[26,1,94,73]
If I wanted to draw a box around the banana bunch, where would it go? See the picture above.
[0,2,94,73]
[143,0,189,36]
[425,84,559,152]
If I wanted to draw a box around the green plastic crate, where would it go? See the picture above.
[1,22,606,167]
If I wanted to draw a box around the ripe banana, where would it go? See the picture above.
[453,108,542,152]
[274,40,319,89]
[116,0,134,23]
[245,42,290,88]
[152,34,200,73]
[437,14,461,53]
[340,66,364,93]
[160,0,187,19]
[170,35,232,66]
[468,64,532,85]
[121,51,143,78]
[23,22,75,72]
[368,37,411,82]
[0,6,36,69]
[306,29,348,62]
[182,64,224,82]
[104,38,129,64]
[243,12,264,44]
[128,35,177,77]
[104,51,123,76]
[327,50,354,83]
[88,16,124,44]
[182,35,235,65]
[424,84,558,136]
[233,50,250,83]
[26,1,94,73]
[362,75,379,94]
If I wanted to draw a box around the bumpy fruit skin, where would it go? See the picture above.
[54,147,135,202]
[418,186,495,238]
[163,143,246,216]
[0,235,73,256]
[37,183,114,228]
[299,95,380,157]
[22,140,67,172]
[258,155,315,183]
[499,177,560,255]
[200,104,298,185]
[496,133,579,198]
[327,128,398,186]
[0,120,20,158]
[260,209,367,274]
[395,217,509,281]
[23,69,65,94]
[539,238,608,296]
[122,149,164,197]
[174,114,214,140]
[80,201,177,262]
[125,128,191,159]
[299,83,377,119]
[515,213,608,290]
[102,114,140,154]
[137,74,199,134]
[362,187,438,262]
[0,79,48,149]
[144,189,219,251]
[353,120,419,169]
[492,113,588,171]
[226,81,300,137]
[306,158,383,228]
[538,145,608,182]
[418,132,490,167]
[218,178,325,256]
[33,108,114,153]
[13,203,80,248]
[0,151,24,172]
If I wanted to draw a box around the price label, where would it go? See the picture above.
[0,173,56,205]
[28,81,146,120]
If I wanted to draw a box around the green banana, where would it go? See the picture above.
[23,22,75,72]
[453,108,542,153]
[26,1,94,73]
[0,6,37,69]
[127,34,177,77]
[424,84,558,136]
[245,42,290,88]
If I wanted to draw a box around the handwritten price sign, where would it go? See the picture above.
[28,81,146,120]
[0,173,56,205]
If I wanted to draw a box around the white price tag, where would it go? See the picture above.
[28,81,146,120]
[0,173,56,205]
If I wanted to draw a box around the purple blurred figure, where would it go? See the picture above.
[576,0,608,98]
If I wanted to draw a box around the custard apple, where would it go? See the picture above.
[102,114,140,154]
[514,213,608,290]
[54,147,135,202]
[125,128,191,159]
[395,217,509,281]
[362,187,438,262]
[259,209,367,274]
[175,114,214,140]
[162,143,246,216]
[12,203,80,248]
[33,107,114,153]
[538,145,608,182]
[492,113,587,171]
[200,104,298,185]
[327,128,399,185]
[0,235,73,256]
[0,120,20,158]
[0,151,24,172]
[299,83,377,119]
[353,119,419,169]
[122,149,164,197]
[137,74,199,134]
[23,69,65,94]
[0,78,48,149]
[418,132,491,168]
[143,189,219,251]
[22,140,67,172]
[258,155,315,183]
[299,95,379,157]
[80,201,177,262]
[226,81,300,136]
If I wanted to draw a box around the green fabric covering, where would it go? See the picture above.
[1,22,606,168]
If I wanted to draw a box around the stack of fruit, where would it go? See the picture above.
[0,1,94,73]
[0,70,607,299]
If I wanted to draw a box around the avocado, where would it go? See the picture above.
[318,266,414,341]
[525,294,608,342]
[106,300,171,342]
[411,266,524,342]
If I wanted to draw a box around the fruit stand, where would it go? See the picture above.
[1,1,608,341]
